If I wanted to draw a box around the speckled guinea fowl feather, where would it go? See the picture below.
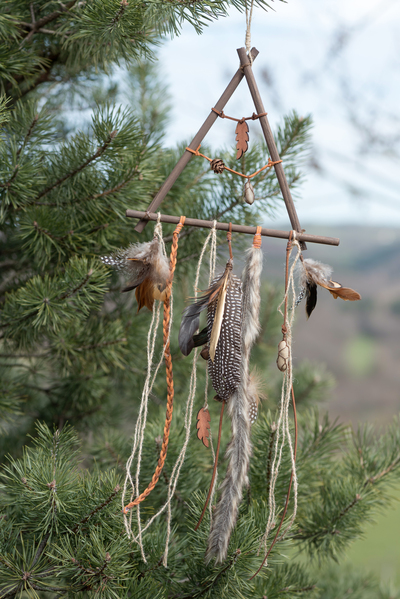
[206,244,263,564]
[205,271,243,564]
[207,272,242,402]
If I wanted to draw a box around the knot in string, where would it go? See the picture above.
[174,215,186,236]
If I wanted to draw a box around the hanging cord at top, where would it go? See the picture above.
[245,0,255,62]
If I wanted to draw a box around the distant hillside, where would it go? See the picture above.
[261,225,400,424]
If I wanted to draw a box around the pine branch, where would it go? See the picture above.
[31,532,51,569]
[28,584,69,593]
[87,223,109,235]
[58,269,93,301]
[110,0,129,27]
[30,167,140,208]
[104,442,123,470]
[279,585,317,593]
[322,454,400,537]
[0,586,21,599]
[0,353,48,358]
[35,130,118,201]
[16,113,39,158]
[71,485,121,533]
[172,550,241,599]
[33,221,74,242]
[18,52,61,100]
[336,494,361,525]
[76,338,126,351]
[0,260,18,269]
[366,456,400,485]
[19,0,78,43]
[0,165,19,189]
[0,361,38,369]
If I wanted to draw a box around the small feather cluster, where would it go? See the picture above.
[101,238,170,310]
[102,239,169,284]
[297,257,361,318]
[298,258,332,288]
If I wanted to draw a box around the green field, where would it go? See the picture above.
[345,488,400,584]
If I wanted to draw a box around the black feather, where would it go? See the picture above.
[178,297,211,356]
[178,267,231,357]
[305,281,317,318]
[193,327,208,348]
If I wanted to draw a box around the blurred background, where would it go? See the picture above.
[158,0,400,584]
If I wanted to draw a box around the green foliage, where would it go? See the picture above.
[0,1,399,597]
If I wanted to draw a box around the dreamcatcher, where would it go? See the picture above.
[103,35,361,576]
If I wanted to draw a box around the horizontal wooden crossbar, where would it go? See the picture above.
[126,210,340,246]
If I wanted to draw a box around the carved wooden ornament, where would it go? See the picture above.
[235,120,249,159]
[196,408,211,447]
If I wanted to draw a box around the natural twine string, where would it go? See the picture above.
[123,222,218,566]
[122,220,166,548]
[133,215,167,561]
[258,235,302,564]
[161,221,218,566]
[245,0,255,62]
[123,217,185,528]
[205,223,218,519]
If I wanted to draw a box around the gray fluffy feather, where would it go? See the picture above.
[101,239,169,292]
[206,244,263,563]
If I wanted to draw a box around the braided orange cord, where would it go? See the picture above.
[253,226,262,249]
[123,216,186,514]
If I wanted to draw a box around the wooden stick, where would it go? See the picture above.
[126,210,340,246]
[134,48,259,233]
[237,47,307,251]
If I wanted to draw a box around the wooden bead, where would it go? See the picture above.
[276,339,289,372]
[243,179,255,205]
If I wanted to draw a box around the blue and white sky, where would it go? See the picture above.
[159,0,400,226]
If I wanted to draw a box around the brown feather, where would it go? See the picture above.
[135,278,156,312]
[317,279,361,301]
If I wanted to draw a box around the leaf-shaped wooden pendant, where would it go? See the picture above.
[196,408,211,447]
[235,120,249,159]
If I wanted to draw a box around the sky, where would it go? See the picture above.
[158,0,400,227]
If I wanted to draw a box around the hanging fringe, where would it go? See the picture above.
[123,217,185,521]
[123,222,218,566]
[205,228,263,563]
[253,233,301,578]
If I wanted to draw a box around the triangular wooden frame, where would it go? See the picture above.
[129,47,340,249]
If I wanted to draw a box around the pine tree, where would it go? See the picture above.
[1,2,400,598]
